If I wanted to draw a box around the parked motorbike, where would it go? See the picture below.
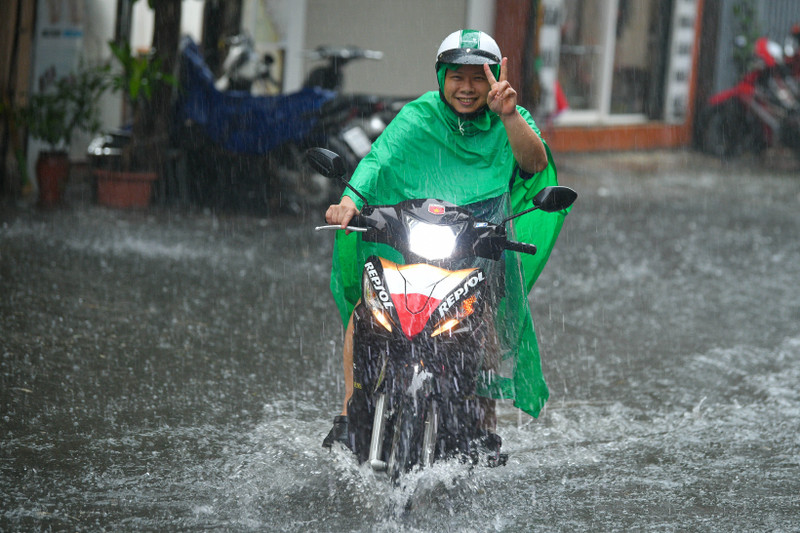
[268,45,416,211]
[700,35,800,158]
[199,39,414,210]
[214,34,280,95]
[277,91,415,208]
[206,38,396,209]
[303,45,383,91]
[785,24,800,79]
[307,147,576,482]
[88,38,409,212]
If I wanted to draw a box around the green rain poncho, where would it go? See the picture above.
[330,91,566,417]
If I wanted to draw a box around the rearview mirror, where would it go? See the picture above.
[306,147,346,180]
[500,185,577,226]
[306,147,370,207]
[532,186,577,213]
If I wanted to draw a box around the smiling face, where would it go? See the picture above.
[442,64,490,115]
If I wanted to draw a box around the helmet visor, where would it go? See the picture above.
[437,47,500,66]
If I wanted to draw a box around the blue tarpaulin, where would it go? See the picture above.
[177,39,336,154]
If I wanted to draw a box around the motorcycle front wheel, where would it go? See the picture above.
[386,397,434,484]
[780,111,800,156]
[700,101,764,158]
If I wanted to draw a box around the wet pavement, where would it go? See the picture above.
[1,148,799,531]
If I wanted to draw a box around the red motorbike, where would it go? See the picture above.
[787,24,800,78]
[700,35,800,158]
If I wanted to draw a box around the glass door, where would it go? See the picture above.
[609,0,671,119]
[557,0,616,123]
[556,0,671,124]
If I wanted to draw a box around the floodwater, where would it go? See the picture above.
[2,150,799,531]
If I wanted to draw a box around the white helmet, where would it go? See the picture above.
[435,29,502,71]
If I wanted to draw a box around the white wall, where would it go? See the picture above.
[130,0,205,52]
[241,0,307,93]
[466,0,496,34]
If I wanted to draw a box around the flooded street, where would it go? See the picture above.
[2,150,799,531]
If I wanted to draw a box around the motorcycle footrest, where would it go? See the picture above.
[487,452,508,468]
[370,459,387,472]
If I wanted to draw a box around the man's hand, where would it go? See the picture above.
[325,196,359,230]
[484,58,517,117]
[484,57,548,174]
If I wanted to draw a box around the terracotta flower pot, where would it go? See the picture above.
[94,169,158,208]
[36,151,70,208]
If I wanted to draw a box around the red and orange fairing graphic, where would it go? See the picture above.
[378,257,481,339]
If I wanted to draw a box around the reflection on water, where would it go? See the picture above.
[2,154,800,531]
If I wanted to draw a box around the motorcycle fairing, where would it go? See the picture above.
[338,191,556,418]
[370,256,485,339]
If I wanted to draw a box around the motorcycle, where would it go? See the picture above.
[303,45,383,91]
[307,147,577,482]
[784,23,800,79]
[290,45,414,203]
[699,34,800,158]
[88,38,405,212]
[208,39,395,209]
[280,90,414,206]
[269,45,416,211]
[214,34,280,95]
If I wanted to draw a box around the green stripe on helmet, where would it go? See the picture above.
[460,29,481,49]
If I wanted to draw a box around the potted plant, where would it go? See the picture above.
[93,39,177,208]
[3,64,108,207]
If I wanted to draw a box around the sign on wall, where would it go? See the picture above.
[33,0,84,93]
[663,0,698,123]
[537,0,565,119]
[27,0,85,177]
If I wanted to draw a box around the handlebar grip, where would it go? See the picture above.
[350,214,368,229]
[505,240,538,256]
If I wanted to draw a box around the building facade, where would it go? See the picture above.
[496,0,703,152]
[6,0,800,200]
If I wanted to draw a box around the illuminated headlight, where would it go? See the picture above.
[362,270,393,331]
[406,217,459,260]
[431,295,477,337]
[431,318,461,337]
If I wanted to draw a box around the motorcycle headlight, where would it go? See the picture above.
[362,269,393,332]
[406,217,460,260]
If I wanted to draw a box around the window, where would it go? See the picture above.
[556,0,673,124]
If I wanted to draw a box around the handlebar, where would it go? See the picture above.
[314,225,367,232]
[346,214,366,228]
[307,46,384,61]
[504,240,538,256]
[314,214,369,233]
[313,199,543,259]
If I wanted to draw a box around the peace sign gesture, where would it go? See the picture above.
[484,57,518,118]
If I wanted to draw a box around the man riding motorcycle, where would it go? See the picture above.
[322,29,568,452]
